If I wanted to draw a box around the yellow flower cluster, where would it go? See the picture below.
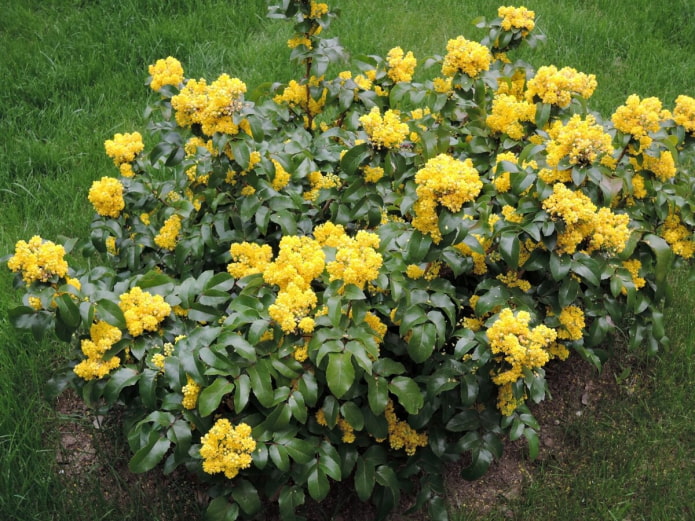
[641,150,676,182]
[486,308,557,385]
[315,409,356,443]
[362,165,384,183]
[73,321,122,381]
[304,170,341,201]
[271,159,291,191]
[154,214,182,250]
[486,94,536,140]
[621,259,646,293]
[498,5,535,32]
[182,375,201,409]
[412,154,483,243]
[525,65,597,108]
[227,242,273,279]
[406,264,425,279]
[264,236,325,332]
[313,223,383,290]
[118,286,171,337]
[441,36,492,78]
[611,95,669,150]
[386,47,417,83]
[358,107,409,149]
[454,234,490,275]
[8,236,69,285]
[497,270,531,292]
[309,1,328,18]
[661,213,695,258]
[542,183,630,255]
[501,204,524,223]
[88,176,125,218]
[148,56,184,91]
[495,69,526,99]
[557,305,585,341]
[674,95,695,135]
[538,167,572,184]
[104,131,144,167]
[545,114,613,167]
[273,79,327,117]
[171,74,248,136]
[384,400,428,455]
[200,419,256,479]
[288,35,312,49]
[497,382,526,416]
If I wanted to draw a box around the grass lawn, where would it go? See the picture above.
[1,1,693,520]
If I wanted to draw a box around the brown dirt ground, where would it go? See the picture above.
[52,351,626,520]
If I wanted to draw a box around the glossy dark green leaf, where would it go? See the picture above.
[198,377,235,417]
[97,298,126,329]
[388,376,424,415]
[129,432,171,474]
[355,457,376,501]
[326,352,354,399]
[103,367,139,403]
[307,464,330,501]
[231,479,262,515]
[340,143,371,176]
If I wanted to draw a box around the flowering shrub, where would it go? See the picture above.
[5,2,695,520]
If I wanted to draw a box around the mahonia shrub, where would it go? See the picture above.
[5,2,695,520]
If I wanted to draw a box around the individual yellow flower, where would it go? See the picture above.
[8,236,69,285]
[200,419,256,479]
[88,177,125,218]
[441,36,492,78]
[148,56,184,91]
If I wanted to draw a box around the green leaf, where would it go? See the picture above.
[388,376,424,415]
[558,278,580,307]
[247,363,274,407]
[498,232,520,269]
[571,256,601,287]
[643,234,674,300]
[354,457,376,501]
[340,143,371,176]
[326,352,355,399]
[219,331,257,362]
[288,392,308,423]
[103,367,139,403]
[405,231,433,263]
[368,375,389,415]
[549,252,571,281]
[524,428,540,460]
[230,479,261,515]
[445,410,480,432]
[475,286,510,316]
[460,448,494,481]
[307,464,330,501]
[129,432,171,474]
[407,323,436,363]
[198,377,235,417]
[269,443,290,471]
[340,401,365,430]
[97,298,126,329]
[284,438,315,464]
[319,442,343,481]
[535,102,551,128]
[205,497,239,521]
[55,293,81,329]
[234,374,251,412]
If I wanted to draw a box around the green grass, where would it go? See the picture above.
[1,1,693,520]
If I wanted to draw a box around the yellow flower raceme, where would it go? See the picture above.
[362,165,384,183]
[486,308,557,386]
[8,236,69,284]
[304,170,341,201]
[557,305,585,341]
[271,159,291,191]
[384,400,428,455]
[661,213,695,259]
[525,65,597,108]
[273,79,327,117]
[497,382,526,416]
[545,114,613,167]
[441,36,492,78]
[641,150,676,182]
[73,321,122,381]
[486,94,536,140]
[309,1,328,18]
[386,47,417,83]
[154,214,182,250]
[104,131,144,166]
[118,286,171,337]
[674,94,695,135]
[326,230,383,290]
[621,259,646,293]
[182,375,201,409]
[171,74,248,136]
[611,94,670,150]
[148,56,184,91]
[200,419,256,479]
[227,242,273,279]
[359,107,409,149]
[498,5,535,32]
[412,154,482,243]
[88,177,125,218]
